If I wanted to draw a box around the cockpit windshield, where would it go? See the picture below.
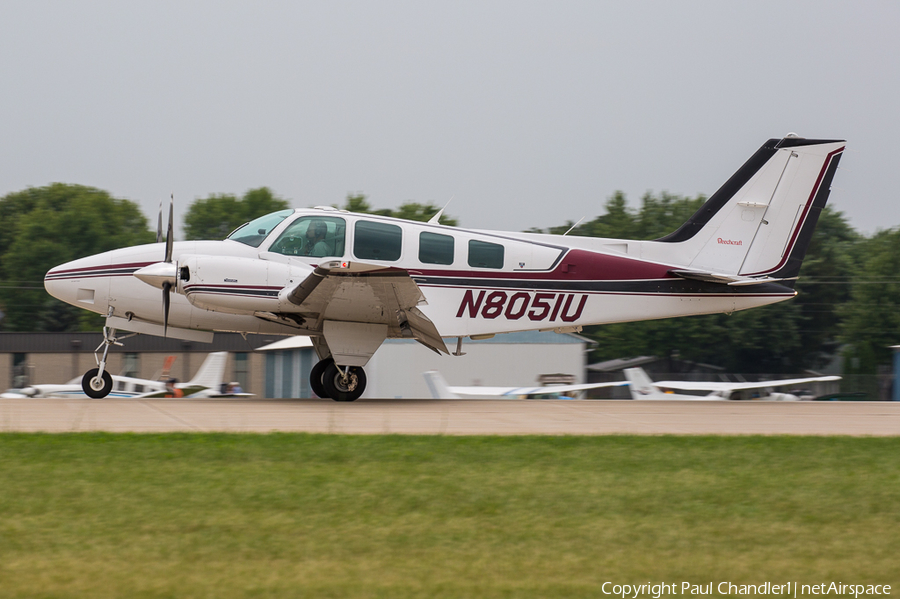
[226,209,294,248]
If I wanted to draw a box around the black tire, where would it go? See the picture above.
[82,368,113,399]
[309,358,333,399]
[322,362,366,402]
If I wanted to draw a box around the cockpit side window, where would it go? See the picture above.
[227,209,294,248]
[269,216,346,258]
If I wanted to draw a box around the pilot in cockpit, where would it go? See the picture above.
[305,220,330,257]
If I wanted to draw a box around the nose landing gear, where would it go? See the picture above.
[81,313,136,399]
[82,368,113,399]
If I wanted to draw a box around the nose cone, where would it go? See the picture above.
[44,262,76,304]
[44,255,112,313]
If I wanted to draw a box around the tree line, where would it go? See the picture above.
[0,183,894,379]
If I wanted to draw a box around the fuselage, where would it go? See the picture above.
[45,206,795,342]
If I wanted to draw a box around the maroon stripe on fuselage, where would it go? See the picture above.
[46,261,156,276]
[413,249,676,281]
[45,262,157,282]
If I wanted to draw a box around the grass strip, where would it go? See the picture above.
[0,433,898,598]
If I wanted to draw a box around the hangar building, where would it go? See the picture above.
[0,331,592,399]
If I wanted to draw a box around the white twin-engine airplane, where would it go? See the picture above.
[44,136,845,401]
[0,352,236,400]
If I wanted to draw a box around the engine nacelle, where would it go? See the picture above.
[177,254,313,315]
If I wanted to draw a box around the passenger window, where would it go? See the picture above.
[269,216,346,258]
[419,232,454,265]
[354,221,402,261]
[468,240,504,269]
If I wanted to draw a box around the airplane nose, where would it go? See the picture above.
[44,265,74,304]
[44,256,110,313]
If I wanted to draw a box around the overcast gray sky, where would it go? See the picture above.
[2,1,897,236]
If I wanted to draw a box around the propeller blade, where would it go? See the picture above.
[162,281,171,336]
[156,200,163,244]
[165,194,174,263]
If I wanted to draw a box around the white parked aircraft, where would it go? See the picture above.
[624,367,841,401]
[44,136,845,401]
[0,352,240,399]
[423,370,629,399]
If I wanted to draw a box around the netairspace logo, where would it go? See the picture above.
[600,582,892,599]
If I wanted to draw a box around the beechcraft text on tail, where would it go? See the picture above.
[44,136,845,401]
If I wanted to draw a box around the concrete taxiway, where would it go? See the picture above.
[1,397,899,435]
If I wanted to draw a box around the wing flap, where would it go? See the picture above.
[282,261,448,354]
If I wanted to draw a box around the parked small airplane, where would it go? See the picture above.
[0,352,244,399]
[44,136,845,401]
[423,370,628,399]
[624,367,841,401]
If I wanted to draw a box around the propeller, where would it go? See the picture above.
[156,200,163,244]
[134,196,177,336]
[162,194,174,336]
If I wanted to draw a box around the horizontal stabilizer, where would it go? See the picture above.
[669,269,796,287]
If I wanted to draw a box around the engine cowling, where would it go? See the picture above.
[177,254,313,315]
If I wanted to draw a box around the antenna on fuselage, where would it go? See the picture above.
[563,216,586,236]
[428,196,454,225]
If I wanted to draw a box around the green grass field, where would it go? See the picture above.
[0,434,898,598]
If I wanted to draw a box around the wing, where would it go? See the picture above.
[448,381,629,398]
[282,260,449,355]
[652,376,841,392]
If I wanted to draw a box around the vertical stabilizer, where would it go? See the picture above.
[657,137,845,282]
[623,368,667,400]
[187,352,229,389]
[423,371,460,399]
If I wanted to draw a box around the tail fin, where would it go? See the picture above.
[423,371,460,399]
[658,137,845,285]
[623,368,667,400]
[187,352,229,389]
[160,355,177,379]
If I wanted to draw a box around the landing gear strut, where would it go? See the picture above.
[310,358,367,402]
[81,315,135,399]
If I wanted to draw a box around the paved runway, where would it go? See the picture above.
[2,397,899,435]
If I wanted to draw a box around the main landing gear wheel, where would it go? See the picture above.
[309,358,333,399]
[82,368,113,399]
[322,362,367,402]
